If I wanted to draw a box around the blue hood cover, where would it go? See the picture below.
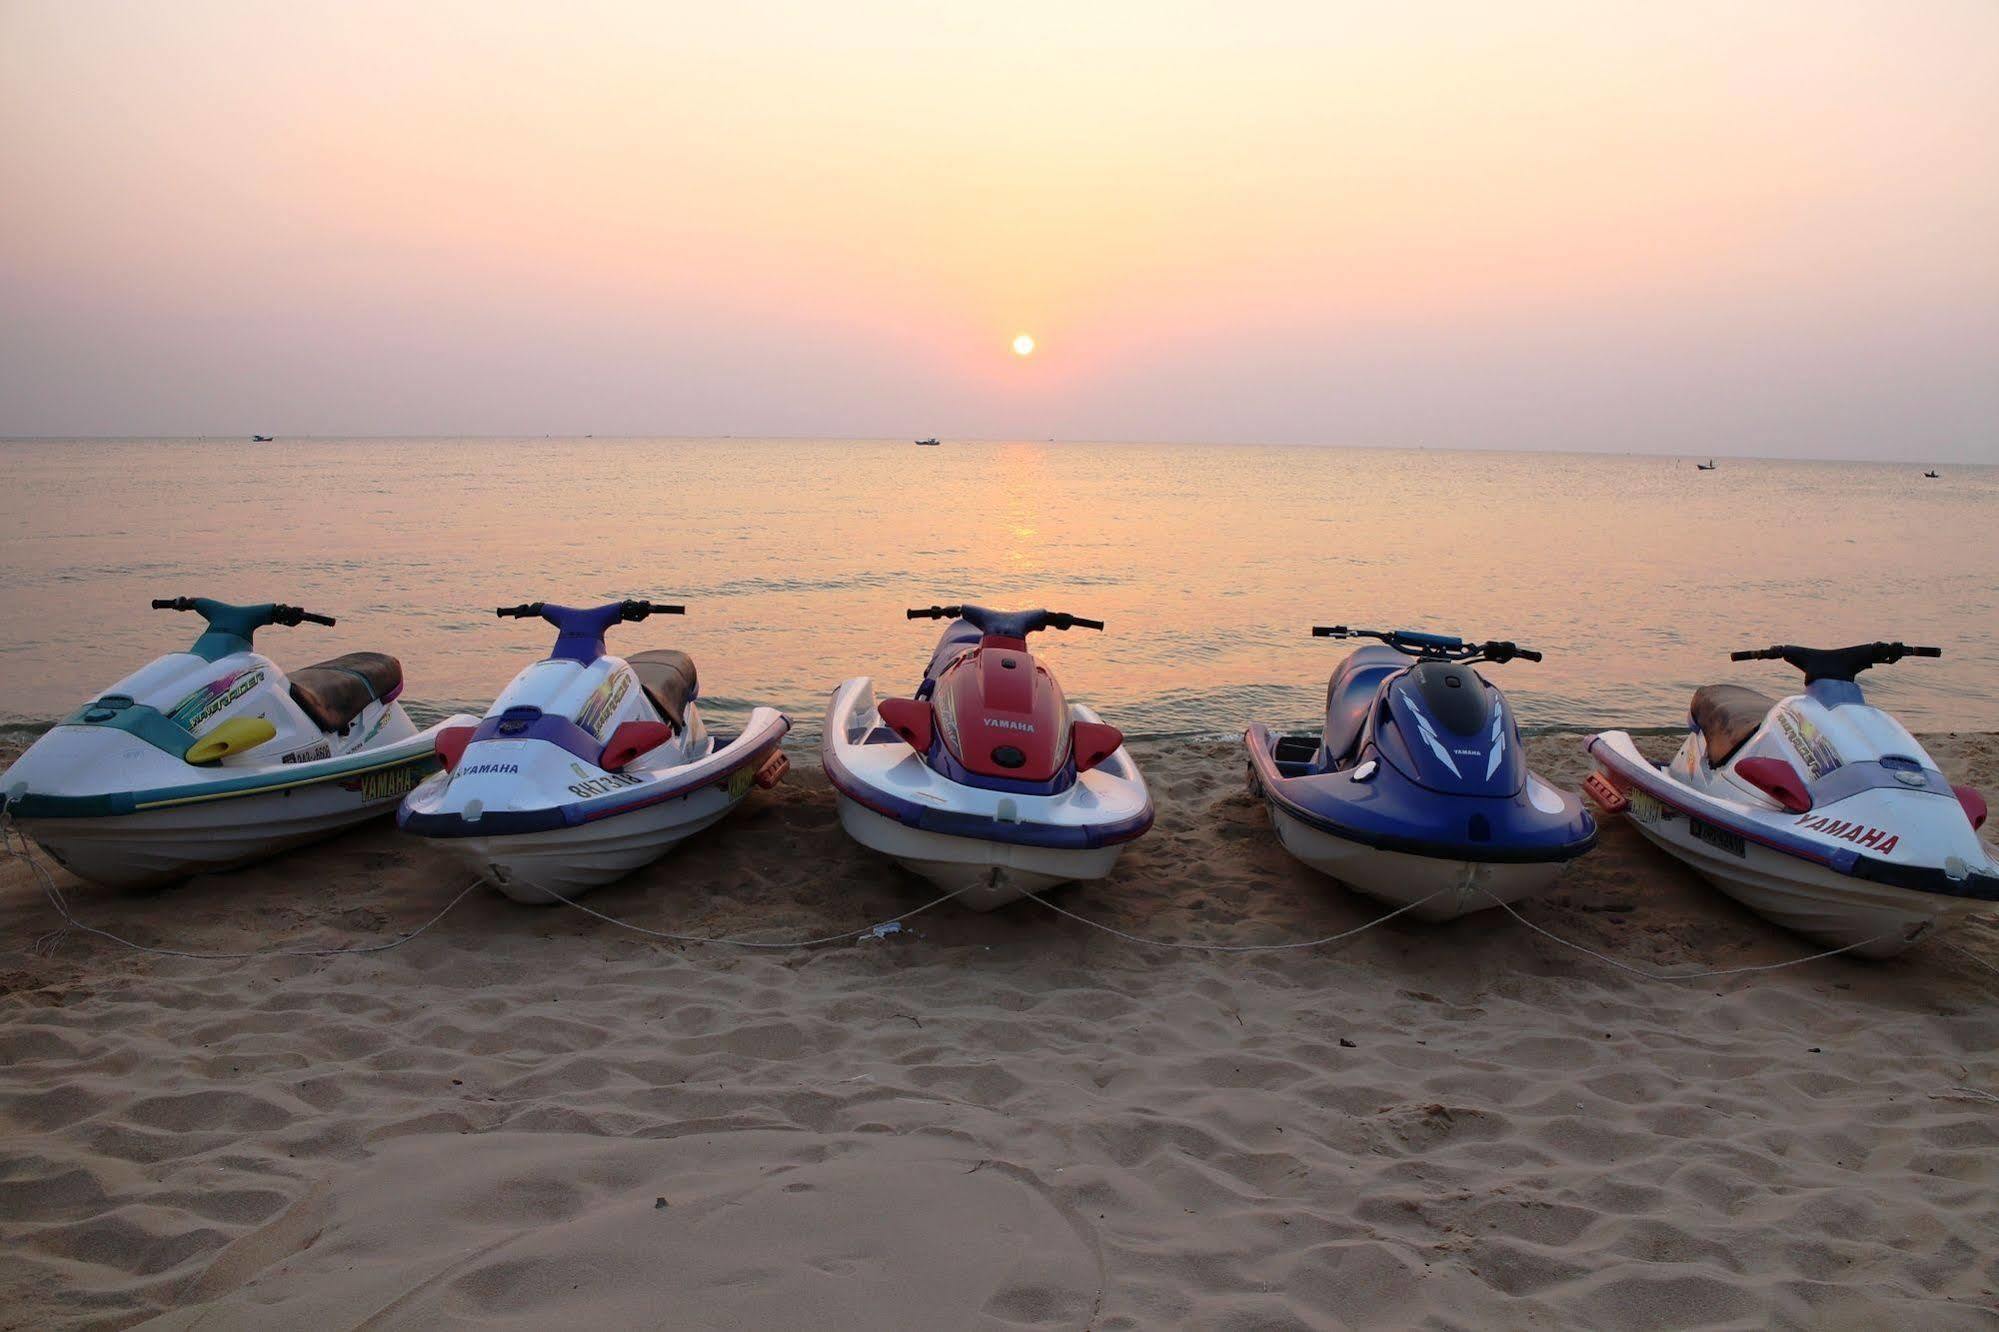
[1376,668,1523,799]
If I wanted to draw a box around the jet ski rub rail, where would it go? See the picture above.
[1588,735,1999,902]
[398,711,791,838]
[3,744,442,819]
[821,739,1154,850]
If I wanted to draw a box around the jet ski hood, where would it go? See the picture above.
[1375,662,1524,799]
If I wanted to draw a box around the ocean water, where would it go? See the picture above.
[2,438,1993,740]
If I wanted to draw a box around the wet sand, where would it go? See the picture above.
[2,734,1996,1329]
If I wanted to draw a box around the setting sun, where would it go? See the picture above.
[1012,334,1035,357]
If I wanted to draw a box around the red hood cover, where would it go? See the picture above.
[935,644,1071,781]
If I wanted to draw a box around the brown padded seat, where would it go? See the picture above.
[1690,683,1775,767]
[629,650,698,730]
[290,652,404,732]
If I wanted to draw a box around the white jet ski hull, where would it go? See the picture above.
[446,775,763,904]
[832,795,1124,909]
[1591,730,1995,958]
[1264,802,1567,921]
[11,742,447,889]
[1614,784,1979,957]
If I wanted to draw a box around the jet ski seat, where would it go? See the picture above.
[1690,683,1776,766]
[1319,646,1406,768]
[629,650,698,730]
[920,619,985,692]
[290,652,404,732]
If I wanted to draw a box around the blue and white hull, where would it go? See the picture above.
[1246,722,1594,920]
[400,708,790,904]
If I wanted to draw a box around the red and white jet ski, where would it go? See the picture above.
[1587,641,1994,957]
[823,604,1153,909]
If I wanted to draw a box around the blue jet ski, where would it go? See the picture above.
[1244,625,1596,919]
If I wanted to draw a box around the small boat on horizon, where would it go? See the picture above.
[1696,459,1717,470]
[252,434,274,442]
[1925,470,1940,478]
[915,437,941,446]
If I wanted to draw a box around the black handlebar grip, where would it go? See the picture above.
[151,598,180,610]
[1729,649,1758,661]
[495,603,543,619]
[1517,648,1543,662]
[1072,617,1105,631]
[301,612,336,627]
[1909,645,1942,658]
[1312,626,1345,637]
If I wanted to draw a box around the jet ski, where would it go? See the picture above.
[0,597,474,887]
[397,600,790,903]
[1245,626,1596,920]
[823,603,1152,909]
[1587,641,1996,957]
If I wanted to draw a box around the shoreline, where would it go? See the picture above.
[3,735,1997,1327]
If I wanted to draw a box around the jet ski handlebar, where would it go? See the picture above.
[496,600,683,622]
[1313,625,1541,664]
[1730,641,1940,682]
[906,605,1104,633]
[151,598,335,627]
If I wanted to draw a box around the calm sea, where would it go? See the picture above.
[2,438,1993,740]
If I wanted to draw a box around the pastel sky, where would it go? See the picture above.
[3,1,1995,458]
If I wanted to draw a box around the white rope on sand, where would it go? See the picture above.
[2,805,481,961]
[527,880,975,949]
[1474,888,1899,980]
[1942,941,1999,978]
[1020,887,1450,952]
[3,799,970,957]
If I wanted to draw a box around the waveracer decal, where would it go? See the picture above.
[168,668,266,732]
[398,599,789,902]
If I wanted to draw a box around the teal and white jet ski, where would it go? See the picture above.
[2,597,475,887]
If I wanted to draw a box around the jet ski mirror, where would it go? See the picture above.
[879,698,935,753]
[1072,721,1124,773]
[434,724,477,772]
[184,716,277,765]
[601,720,675,771]
[1734,757,1814,814]
[1957,786,1988,832]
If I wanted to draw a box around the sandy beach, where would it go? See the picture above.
[3,732,1997,1330]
